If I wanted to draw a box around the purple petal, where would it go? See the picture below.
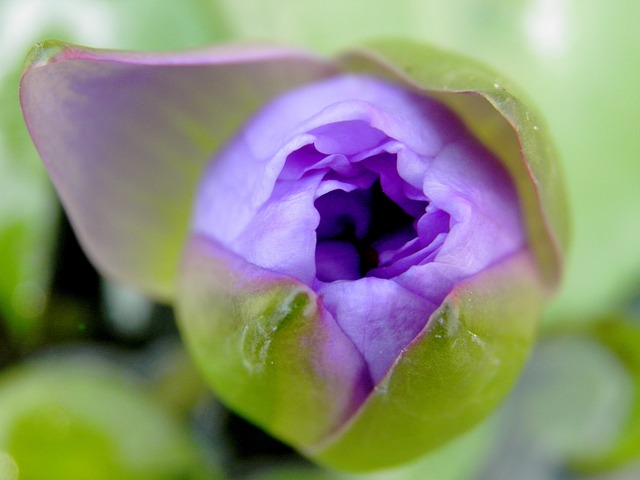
[318,278,439,384]
[315,241,361,282]
[191,76,443,286]
[315,188,372,240]
[191,73,525,383]
[177,233,371,443]
[230,175,323,285]
[20,41,335,298]
[311,120,388,155]
[424,139,524,270]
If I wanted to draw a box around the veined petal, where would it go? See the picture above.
[20,40,336,299]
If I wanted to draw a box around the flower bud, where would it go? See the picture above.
[20,39,567,471]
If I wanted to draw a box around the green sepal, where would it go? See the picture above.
[307,251,542,471]
[177,241,544,472]
[338,39,568,291]
[176,235,370,447]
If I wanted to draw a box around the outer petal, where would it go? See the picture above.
[339,39,569,291]
[308,250,543,470]
[19,40,336,299]
[176,234,372,446]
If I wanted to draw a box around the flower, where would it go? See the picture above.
[192,73,524,385]
[20,39,567,471]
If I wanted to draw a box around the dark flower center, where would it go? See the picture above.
[314,180,426,282]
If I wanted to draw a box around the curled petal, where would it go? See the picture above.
[339,39,569,289]
[20,40,335,299]
[177,234,372,446]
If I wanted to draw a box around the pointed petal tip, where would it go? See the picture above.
[23,40,73,70]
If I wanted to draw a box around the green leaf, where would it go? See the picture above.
[0,355,221,480]
[215,0,428,53]
[563,314,640,474]
[501,333,633,473]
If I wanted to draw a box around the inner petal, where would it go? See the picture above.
[314,180,428,282]
[315,241,361,281]
[315,188,372,240]
[311,120,388,155]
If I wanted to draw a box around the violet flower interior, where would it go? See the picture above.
[193,74,525,387]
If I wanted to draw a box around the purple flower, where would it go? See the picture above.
[192,74,523,385]
[20,39,567,471]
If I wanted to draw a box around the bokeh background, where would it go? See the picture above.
[1,1,639,479]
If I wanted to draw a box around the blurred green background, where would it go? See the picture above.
[1,0,639,479]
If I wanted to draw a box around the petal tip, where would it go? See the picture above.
[23,40,73,71]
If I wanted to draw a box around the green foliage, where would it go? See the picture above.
[565,315,640,474]
[0,357,220,480]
